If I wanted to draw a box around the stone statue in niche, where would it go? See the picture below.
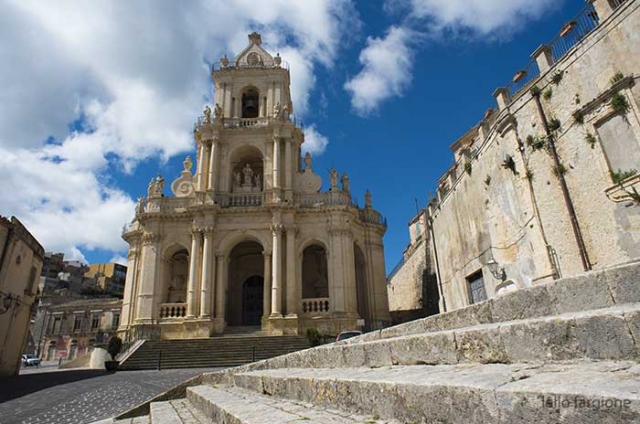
[329,168,339,191]
[341,173,350,192]
[204,105,212,123]
[147,178,156,197]
[214,103,222,119]
[282,102,289,118]
[243,163,254,187]
[273,102,281,118]
[365,189,372,208]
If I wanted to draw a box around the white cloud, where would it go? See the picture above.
[403,0,561,37]
[0,0,355,260]
[302,126,330,156]
[109,254,129,266]
[344,26,415,116]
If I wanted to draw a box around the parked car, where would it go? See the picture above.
[336,330,363,342]
[21,354,40,367]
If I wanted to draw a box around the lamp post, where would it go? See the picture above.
[486,259,506,281]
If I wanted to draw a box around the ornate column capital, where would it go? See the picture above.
[270,223,285,233]
[141,233,160,246]
[285,225,299,236]
[262,250,272,257]
[127,248,139,261]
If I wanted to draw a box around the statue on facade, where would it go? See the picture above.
[135,196,144,214]
[329,168,339,191]
[243,163,254,186]
[365,189,372,208]
[204,105,212,123]
[214,103,222,119]
[155,173,165,197]
[147,178,156,197]
[282,102,289,118]
[273,102,281,118]
[341,173,350,192]
[183,156,192,173]
[304,152,313,171]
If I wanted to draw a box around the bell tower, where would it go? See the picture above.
[193,32,301,203]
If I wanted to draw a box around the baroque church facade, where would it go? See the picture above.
[119,33,390,340]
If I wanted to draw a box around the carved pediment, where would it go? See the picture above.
[233,33,276,67]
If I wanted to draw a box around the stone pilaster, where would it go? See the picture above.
[119,246,139,332]
[284,139,292,201]
[328,228,346,315]
[493,87,511,111]
[270,224,284,317]
[208,138,218,192]
[532,45,553,74]
[263,251,272,318]
[186,227,202,318]
[273,137,281,197]
[135,233,160,323]
[285,226,298,316]
[199,227,214,318]
[196,144,205,191]
[214,252,226,327]
[586,0,613,22]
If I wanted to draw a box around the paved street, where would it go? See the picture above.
[0,366,222,424]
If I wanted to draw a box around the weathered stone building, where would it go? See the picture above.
[119,33,390,341]
[391,0,640,313]
[0,216,43,377]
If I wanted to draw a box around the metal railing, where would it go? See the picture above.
[301,298,330,315]
[506,2,599,98]
[387,256,405,280]
[610,0,629,10]
[358,209,387,227]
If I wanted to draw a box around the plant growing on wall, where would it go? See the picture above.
[610,71,625,85]
[610,92,630,114]
[543,88,553,101]
[611,169,638,184]
[552,163,568,177]
[574,93,581,105]
[573,111,584,125]
[585,132,597,149]
[526,135,547,151]
[551,70,564,85]
[530,85,541,97]
[464,161,472,175]
[484,175,491,186]
[525,169,534,181]
[548,118,562,132]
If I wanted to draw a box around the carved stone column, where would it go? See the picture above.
[284,139,292,200]
[270,224,283,317]
[263,251,272,319]
[186,228,202,318]
[196,144,205,191]
[273,137,281,191]
[328,228,346,314]
[215,252,226,324]
[285,226,297,317]
[208,138,218,192]
[199,228,214,318]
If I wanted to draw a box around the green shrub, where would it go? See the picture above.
[107,336,123,360]
[306,328,322,347]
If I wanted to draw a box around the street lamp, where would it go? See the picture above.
[486,258,506,281]
[0,292,14,314]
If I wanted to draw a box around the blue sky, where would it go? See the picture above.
[0,0,588,272]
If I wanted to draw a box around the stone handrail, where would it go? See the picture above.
[359,208,387,227]
[159,303,187,319]
[223,118,270,129]
[301,298,330,315]
[216,192,264,208]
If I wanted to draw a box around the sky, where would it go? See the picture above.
[0,0,590,272]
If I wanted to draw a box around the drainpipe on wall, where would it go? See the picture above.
[532,91,591,272]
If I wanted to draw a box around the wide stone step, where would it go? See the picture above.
[186,384,396,423]
[149,399,206,423]
[360,260,640,344]
[231,362,640,423]
[278,303,640,368]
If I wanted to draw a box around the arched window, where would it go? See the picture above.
[242,89,259,118]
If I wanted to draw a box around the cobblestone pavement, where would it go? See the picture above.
[0,368,222,424]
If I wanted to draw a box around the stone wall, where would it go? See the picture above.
[426,0,640,311]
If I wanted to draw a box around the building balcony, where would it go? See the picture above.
[301,298,330,317]
[159,303,187,320]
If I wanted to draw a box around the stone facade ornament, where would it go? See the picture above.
[365,189,372,208]
[204,105,212,123]
[304,152,313,171]
[341,173,350,193]
[273,102,281,119]
[214,103,222,119]
[329,168,339,191]
[243,164,254,187]
[183,156,192,173]
[171,157,195,198]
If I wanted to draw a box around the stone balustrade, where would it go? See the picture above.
[223,118,269,129]
[215,193,264,208]
[159,303,187,319]
[301,298,330,315]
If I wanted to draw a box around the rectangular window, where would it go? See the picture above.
[91,315,100,330]
[596,112,640,180]
[52,317,62,334]
[467,270,487,304]
[112,313,120,329]
[73,316,82,332]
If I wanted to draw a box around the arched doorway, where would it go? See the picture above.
[242,276,264,325]
[164,247,189,303]
[227,241,264,326]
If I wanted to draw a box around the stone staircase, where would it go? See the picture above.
[118,334,309,370]
[112,261,640,423]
